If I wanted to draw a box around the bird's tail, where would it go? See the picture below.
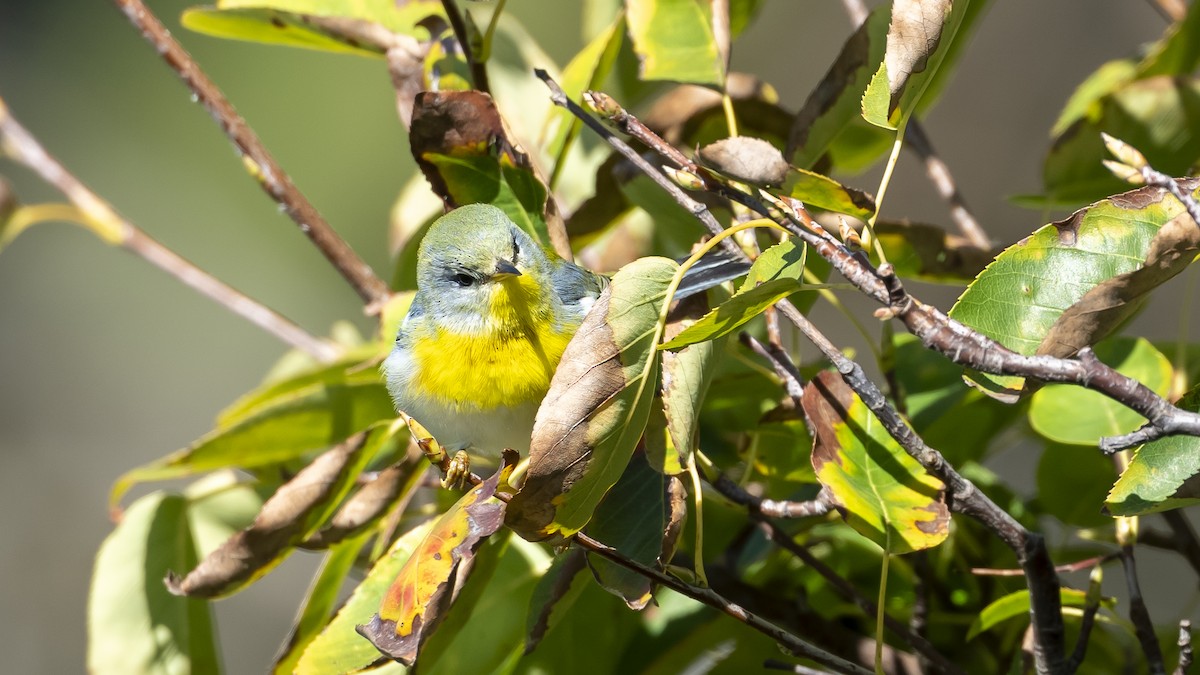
[672,250,752,301]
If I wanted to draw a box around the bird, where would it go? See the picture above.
[384,203,749,478]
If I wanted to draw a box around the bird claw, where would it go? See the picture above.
[442,450,472,490]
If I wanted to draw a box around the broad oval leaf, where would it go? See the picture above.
[802,371,950,554]
[1107,384,1200,516]
[1029,337,1172,445]
[949,180,1200,400]
[88,493,220,675]
[506,257,677,541]
[625,0,724,86]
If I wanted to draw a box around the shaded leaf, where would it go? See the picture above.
[1029,338,1172,445]
[967,588,1114,640]
[1107,384,1200,516]
[409,90,553,247]
[802,371,950,554]
[87,493,220,675]
[1037,443,1115,528]
[273,531,374,674]
[523,550,589,654]
[585,452,685,608]
[357,464,508,665]
[661,293,725,471]
[167,423,401,598]
[625,0,723,86]
[660,237,806,350]
[874,220,998,283]
[303,448,425,549]
[697,136,790,187]
[949,180,1200,400]
[507,257,677,540]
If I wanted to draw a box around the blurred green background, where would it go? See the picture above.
[0,0,1192,672]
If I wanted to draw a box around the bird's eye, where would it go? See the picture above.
[451,273,475,287]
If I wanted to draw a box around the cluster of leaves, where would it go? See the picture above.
[3,0,1197,673]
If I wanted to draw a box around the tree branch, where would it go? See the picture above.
[1177,619,1193,675]
[1121,545,1167,674]
[111,0,392,311]
[0,97,338,362]
[440,0,490,93]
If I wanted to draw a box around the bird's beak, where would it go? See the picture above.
[493,260,522,279]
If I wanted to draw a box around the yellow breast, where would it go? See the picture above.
[411,276,576,410]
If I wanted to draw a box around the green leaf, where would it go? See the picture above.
[1029,338,1172,445]
[660,238,806,350]
[861,0,984,130]
[295,521,434,674]
[662,294,727,469]
[507,257,677,540]
[523,550,589,655]
[585,452,684,608]
[217,349,385,426]
[182,0,442,54]
[87,493,220,675]
[625,0,724,86]
[967,588,1114,640]
[1107,384,1200,516]
[273,531,373,674]
[423,152,551,249]
[802,371,950,554]
[1036,443,1115,528]
[949,180,1200,400]
[874,221,997,284]
[1050,59,1138,137]
[1137,0,1200,78]
[782,168,876,219]
[112,373,395,508]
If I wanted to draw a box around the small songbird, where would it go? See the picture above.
[385,203,748,476]
[384,203,606,467]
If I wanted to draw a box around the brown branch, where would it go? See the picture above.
[1177,620,1194,675]
[1121,545,1167,674]
[972,553,1117,577]
[1162,510,1200,582]
[1066,567,1104,673]
[111,0,392,311]
[712,473,834,519]
[0,97,338,362]
[1146,0,1188,22]
[440,0,490,93]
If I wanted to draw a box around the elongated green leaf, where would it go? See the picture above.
[507,257,677,540]
[1107,384,1200,516]
[112,375,395,507]
[950,180,1200,400]
[625,0,723,86]
[802,371,950,554]
[273,531,373,674]
[88,493,220,675]
[861,0,982,130]
[182,1,442,55]
[295,521,434,674]
[967,588,1114,640]
[661,293,727,471]
[1029,338,1172,445]
[782,168,876,219]
[523,550,589,654]
[218,349,384,426]
[660,238,806,350]
[585,452,684,608]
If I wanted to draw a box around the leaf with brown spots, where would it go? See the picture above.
[802,371,949,554]
[356,461,508,665]
[950,179,1200,400]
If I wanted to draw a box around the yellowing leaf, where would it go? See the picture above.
[1108,384,1200,516]
[802,371,949,554]
[507,257,678,540]
[625,0,724,86]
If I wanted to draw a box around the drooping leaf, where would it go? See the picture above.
[111,372,395,508]
[697,137,790,187]
[874,221,998,283]
[949,180,1200,400]
[1029,338,1173,445]
[802,371,950,554]
[1107,384,1200,516]
[781,168,876,220]
[87,493,220,675]
[303,448,425,549]
[357,464,508,664]
[507,257,677,540]
[624,0,724,86]
[523,550,589,655]
[1036,443,1116,528]
[967,588,1115,640]
[166,422,402,598]
[181,0,443,55]
[660,237,806,351]
[273,531,374,674]
[585,452,685,609]
[217,348,385,426]
[661,293,726,471]
[517,565,639,672]
[409,90,553,248]
[861,0,987,131]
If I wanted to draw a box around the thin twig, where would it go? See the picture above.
[1162,511,1200,582]
[1177,619,1193,675]
[111,0,392,310]
[440,0,490,93]
[0,98,338,361]
[1145,0,1187,22]
[971,553,1118,577]
[1121,545,1167,674]
[1142,166,1200,231]
[713,473,833,519]
[764,660,836,675]
[1065,567,1104,673]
